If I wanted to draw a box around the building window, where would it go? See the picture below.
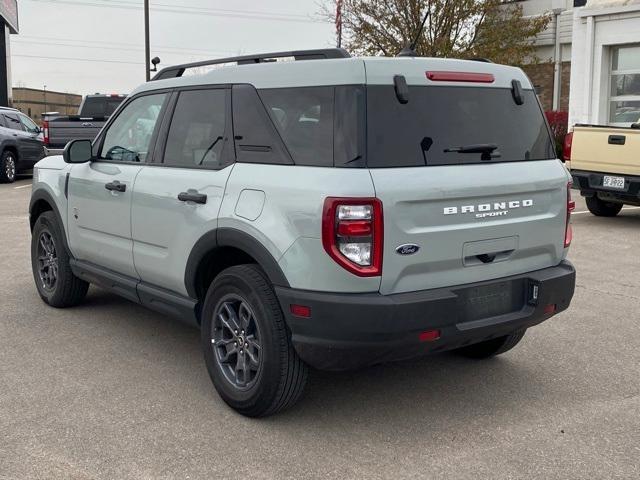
[609,44,640,125]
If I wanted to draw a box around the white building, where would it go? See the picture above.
[568,0,640,126]
[517,0,640,127]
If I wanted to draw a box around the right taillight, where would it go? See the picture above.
[563,131,573,162]
[42,120,49,146]
[565,182,575,248]
[322,197,383,277]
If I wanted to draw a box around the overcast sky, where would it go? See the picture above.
[11,0,335,95]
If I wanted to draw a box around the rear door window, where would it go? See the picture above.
[3,113,24,132]
[366,86,555,167]
[163,89,231,169]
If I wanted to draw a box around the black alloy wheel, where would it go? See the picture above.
[36,231,59,291]
[212,294,263,389]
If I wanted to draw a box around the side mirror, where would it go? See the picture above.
[63,139,93,164]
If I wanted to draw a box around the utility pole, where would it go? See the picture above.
[144,0,151,81]
[336,0,342,48]
[43,84,47,114]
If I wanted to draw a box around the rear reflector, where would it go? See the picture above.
[543,304,557,315]
[563,131,573,162]
[565,182,575,248]
[290,304,311,318]
[419,330,441,342]
[426,71,495,83]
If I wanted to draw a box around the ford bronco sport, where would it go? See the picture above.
[29,49,576,417]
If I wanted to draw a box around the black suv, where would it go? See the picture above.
[0,107,46,183]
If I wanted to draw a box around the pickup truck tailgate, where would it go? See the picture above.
[571,125,640,176]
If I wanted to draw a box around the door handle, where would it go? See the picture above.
[178,191,207,204]
[105,181,126,193]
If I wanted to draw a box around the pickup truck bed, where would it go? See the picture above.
[44,115,107,150]
[570,124,640,211]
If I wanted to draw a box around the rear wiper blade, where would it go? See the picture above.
[443,143,498,154]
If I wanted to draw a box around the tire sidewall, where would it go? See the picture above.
[201,267,282,411]
[31,212,67,305]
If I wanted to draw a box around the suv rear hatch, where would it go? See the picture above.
[364,63,571,295]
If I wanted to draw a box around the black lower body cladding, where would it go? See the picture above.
[572,170,640,206]
[275,261,576,370]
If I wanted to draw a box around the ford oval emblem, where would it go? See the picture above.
[396,244,420,255]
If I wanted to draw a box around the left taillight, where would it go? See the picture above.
[322,197,383,277]
[42,120,49,146]
[565,182,575,248]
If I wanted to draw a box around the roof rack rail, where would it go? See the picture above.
[465,57,493,63]
[151,48,351,81]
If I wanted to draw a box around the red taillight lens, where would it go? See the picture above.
[322,197,383,277]
[426,71,495,83]
[563,131,573,162]
[565,182,575,248]
[42,120,49,146]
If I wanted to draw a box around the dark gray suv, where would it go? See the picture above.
[0,107,45,183]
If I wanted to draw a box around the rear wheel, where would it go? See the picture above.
[31,211,89,307]
[201,264,308,417]
[455,329,526,359]
[0,150,17,183]
[586,196,623,217]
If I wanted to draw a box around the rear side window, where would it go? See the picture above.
[260,87,334,166]
[164,89,230,169]
[259,86,365,167]
[232,84,292,165]
[366,86,555,167]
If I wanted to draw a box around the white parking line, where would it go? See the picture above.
[13,184,31,190]
[573,206,640,215]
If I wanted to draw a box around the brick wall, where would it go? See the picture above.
[559,61,571,113]
[521,62,554,111]
[11,88,82,122]
[521,61,572,113]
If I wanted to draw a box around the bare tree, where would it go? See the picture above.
[325,0,551,65]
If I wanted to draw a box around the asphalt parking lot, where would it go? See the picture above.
[1,176,639,480]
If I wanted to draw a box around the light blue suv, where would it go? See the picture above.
[29,49,576,416]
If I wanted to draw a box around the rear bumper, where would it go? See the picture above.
[572,170,640,205]
[276,261,576,370]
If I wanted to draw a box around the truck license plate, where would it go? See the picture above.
[603,176,625,189]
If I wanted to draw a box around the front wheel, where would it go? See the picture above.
[201,265,308,417]
[0,150,17,183]
[586,196,623,217]
[454,329,526,359]
[31,211,89,307]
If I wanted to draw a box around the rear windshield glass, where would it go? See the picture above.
[366,86,555,168]
[80,97,125,117]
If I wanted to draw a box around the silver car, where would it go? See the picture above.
[28,49,576,416]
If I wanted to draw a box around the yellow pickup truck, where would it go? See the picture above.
[567,123,640,216]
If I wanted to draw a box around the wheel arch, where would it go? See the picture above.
[29,189,71,255]
[185,227,290,302]
[2,143,19,159]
